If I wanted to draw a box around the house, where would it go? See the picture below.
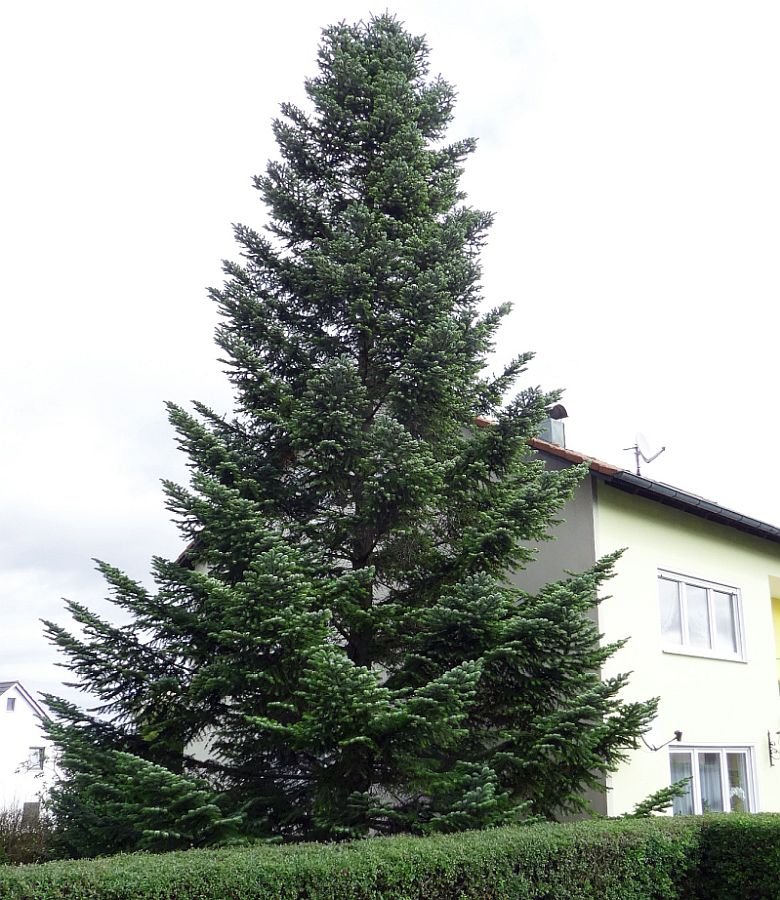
[0,682,54,815]
[518,419,780,817]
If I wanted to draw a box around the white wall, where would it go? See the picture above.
[595,484,780,816]
[0,686,54,810]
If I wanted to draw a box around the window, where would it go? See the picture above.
[5,697,15,712]
[669,746,754,814]
[658,571,744,660]
[27,747,45,770]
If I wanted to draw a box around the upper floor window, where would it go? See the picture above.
[27,747,45,770]
[658,571,744,661]
[5,697,15,712]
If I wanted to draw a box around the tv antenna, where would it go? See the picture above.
[624,432,666,476]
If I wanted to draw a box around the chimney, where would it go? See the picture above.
[538,404,567,447]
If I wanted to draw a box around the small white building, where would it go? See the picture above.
[0,682,54,815]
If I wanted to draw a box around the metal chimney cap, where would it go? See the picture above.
[547,404,568,420]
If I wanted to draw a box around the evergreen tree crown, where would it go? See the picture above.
[43,15,656,855]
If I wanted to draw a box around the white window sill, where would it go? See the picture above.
[662,646,747,664]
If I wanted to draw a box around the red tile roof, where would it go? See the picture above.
[528,437,622,476]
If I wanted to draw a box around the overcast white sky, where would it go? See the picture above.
[2,1,779,701]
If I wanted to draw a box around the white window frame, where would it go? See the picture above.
[27,747,45,770]
[669,744,756,814]
[5,697,15,712]
[658,570,746,662]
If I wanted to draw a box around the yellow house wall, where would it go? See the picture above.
[594,483,780,816]
[773,597,780,684]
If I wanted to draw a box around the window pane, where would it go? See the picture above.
[670,752,694,815]
[713,591,738,654]
[686,585,712,649]
[659,578,682,643]
[726,753,750,812]
[699,752,724,812]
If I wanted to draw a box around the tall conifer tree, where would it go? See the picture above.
[44,16,656,856]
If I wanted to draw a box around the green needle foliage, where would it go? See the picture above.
[43,15,656,856]
[628,780,692,819]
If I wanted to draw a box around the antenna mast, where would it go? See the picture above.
[624,434,666,476]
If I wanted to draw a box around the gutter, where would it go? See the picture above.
[595,469,780,546]
[530,437,780,546]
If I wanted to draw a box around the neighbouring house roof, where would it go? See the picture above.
[0,682,48,720]
[530,437,780,547]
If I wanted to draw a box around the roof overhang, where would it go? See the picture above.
[0,681,48,720]
[594,468,780,545]
[531,438,780,547]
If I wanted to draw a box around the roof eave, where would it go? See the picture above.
[593,469,780,546]
[530,438,780,546]
[0,681,49,720]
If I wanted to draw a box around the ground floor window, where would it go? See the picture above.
[669,746,754,814]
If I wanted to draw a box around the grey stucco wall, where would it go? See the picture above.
[507,455,606,816]
[510,456,599,595]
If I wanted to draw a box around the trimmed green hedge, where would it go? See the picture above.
[0,815,775,899]
[688,814,780,900]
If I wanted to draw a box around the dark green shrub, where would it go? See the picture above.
[0,806,54,866]
[689,814,780,900]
